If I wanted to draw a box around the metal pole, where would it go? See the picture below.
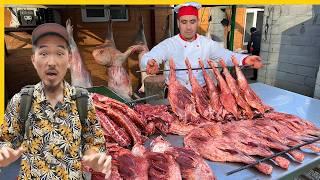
[229,5,236,51]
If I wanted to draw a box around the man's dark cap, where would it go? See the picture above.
[32,23,69,45]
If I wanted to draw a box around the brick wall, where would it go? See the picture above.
[259,5,320,97]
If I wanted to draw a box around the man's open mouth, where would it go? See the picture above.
[46,71,58,77]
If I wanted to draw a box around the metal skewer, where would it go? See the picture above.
[226,136,320,176]
[136,63,269,73]
[125,94,161,106]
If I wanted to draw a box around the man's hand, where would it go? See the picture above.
[244,55,263,69]
[82,153,112,179]
[0,146,25,167]
[146,59,159,75]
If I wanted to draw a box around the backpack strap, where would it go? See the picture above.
[19,85,34,139]
[72,87,89,125]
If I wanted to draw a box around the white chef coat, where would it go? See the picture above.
[140,34,247,91]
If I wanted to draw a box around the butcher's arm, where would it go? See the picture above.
[209,40,248,66]
[140,40,169,69]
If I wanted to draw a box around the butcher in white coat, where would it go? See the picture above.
[140,2,263,91]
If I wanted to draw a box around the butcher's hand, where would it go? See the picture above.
[82,153,112,179]
[0,146,25,167]
[146,59,159,75]
[244,55,263,69]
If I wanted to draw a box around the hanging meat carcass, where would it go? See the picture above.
[198,60,224,121]
[231,56,272,114]
[168,59,202,123]
[208,60,238,121]
[219,59,254,119]
[92,20,144,100]
[132,15,150,94]
[185,59,215,121]
[66,19,92,88]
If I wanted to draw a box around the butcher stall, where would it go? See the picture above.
[1,83,320,179]
[84,57,320,180]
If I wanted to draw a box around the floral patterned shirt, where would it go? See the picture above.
[0,81,106,179]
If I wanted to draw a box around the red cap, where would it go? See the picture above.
[178,6,198,18]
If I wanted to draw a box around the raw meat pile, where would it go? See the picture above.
[91,137,215,180]
[90,56,320,178]
[168,57,272,123]
[134,104,175,135]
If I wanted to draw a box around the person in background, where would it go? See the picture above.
[220,18,231,50]
[247,27,262,80]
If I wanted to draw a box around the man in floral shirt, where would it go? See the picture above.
[0,23,111,179]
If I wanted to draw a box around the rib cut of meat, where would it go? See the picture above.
[222,129,290,169]
[92,95,144,145]
[168,59,201,123]
[184,124,273,175]
[96,109,131,147]
[264,112,320,136]
[185,59,215,121]
[151,136,216,180]
[223,120,305,162]
[252,118,320,153]
[199,122,289,169]
[208,60,238,121]
[104,107,143,145]
[93,93,146,129]
[219,59,254,119]
[231,56,272,114]
[199,60,223,121]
